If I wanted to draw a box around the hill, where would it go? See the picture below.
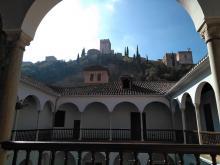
[21,54,194,85]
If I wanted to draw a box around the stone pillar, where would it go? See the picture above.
[180,108,186,144]
[0,31,31,164]
[199,20,220,119]
[194,103,202,144]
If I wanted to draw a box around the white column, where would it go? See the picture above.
[194,103,202,144]
[199,21,220,120]
[0,31,31,164]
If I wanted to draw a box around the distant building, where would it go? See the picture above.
[45,56,57,62]
[83,65,110,84]
[163,50,193,67]
[100,39,112,54]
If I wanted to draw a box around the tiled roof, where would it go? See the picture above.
[51,81,175,96]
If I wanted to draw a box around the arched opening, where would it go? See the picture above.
[54,151,76,165]
[82,102,109,140]
[143,102,172,129]
[53,103,80,141]
[198,83,220,132]
[183,93,198,144]
[82,152,105,165]
[143,102,173,142]
[39,101,54,129]
[113,153,140,165]
[172,99,183,130]
[16,95,40,130]
[112,102,140,140]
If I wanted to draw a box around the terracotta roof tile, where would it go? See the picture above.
[51,81,175,96]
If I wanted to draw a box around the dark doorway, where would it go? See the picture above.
[73,120,80,139]
[142,112,146,139]
[204,104,214,131]
[130,112,141,140]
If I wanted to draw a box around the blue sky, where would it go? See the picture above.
[23,0,207,63]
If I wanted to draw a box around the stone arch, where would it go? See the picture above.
[54,151,76,165]
[143,102,172,129]
[172,99,183,130]
[182,93,197,131]
[56,103,80,128]
[38,100,54,129]
[197,82,220,131]
[21,0,62,38]
[82,102,109,129]
[180,92,193,110]
[82,152,105,165]
[113,153,140,165]
[16,95,40,130]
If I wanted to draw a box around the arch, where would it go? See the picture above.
[82,152,105,165]
[198,83,220,131]
[143,102,172,129]
[16,95,40,130]
[183,93,197,131]
[195,81,211,105]
[56,103,80,128]
[38,100,54,129]
[21,0,62,38]
[172,99,183,130]
[112,102,139,129]
[54,151,76,165]
[113,153,140,165]
[82,102,109,129]
[180,92,193,110]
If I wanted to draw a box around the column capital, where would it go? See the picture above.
[6,30,32,51]
[199,18,220,43]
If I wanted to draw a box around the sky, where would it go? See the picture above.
[23,0,207,63]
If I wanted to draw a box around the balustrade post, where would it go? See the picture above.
[0,30,32,164]
[194,103,202,144]
[91,152,95,165]
[181,108,187,144]
[119,152,123,165]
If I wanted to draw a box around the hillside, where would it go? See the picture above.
[21,54,194,86]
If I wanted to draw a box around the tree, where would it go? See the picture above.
[127,46,129,56]
[77,53,80,64]
[81,48,86,58]
[136,45,141,64]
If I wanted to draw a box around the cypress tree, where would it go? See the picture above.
[127,46,129,56]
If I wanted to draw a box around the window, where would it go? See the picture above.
[90,74,94,81]
[97,73,101,81]
[54,111,65,127]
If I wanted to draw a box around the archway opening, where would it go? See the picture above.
[183,93,199,144]
[82,152,105,165]
[82,102,109,140]
[112,102,140,140]
[199,83,220,132]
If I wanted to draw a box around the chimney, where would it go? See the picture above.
[120,75,133,89]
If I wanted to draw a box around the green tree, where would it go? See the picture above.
[136,45,141,64]
[77,53,80,64]
[81,48,86,58]
[127,46,129,56]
